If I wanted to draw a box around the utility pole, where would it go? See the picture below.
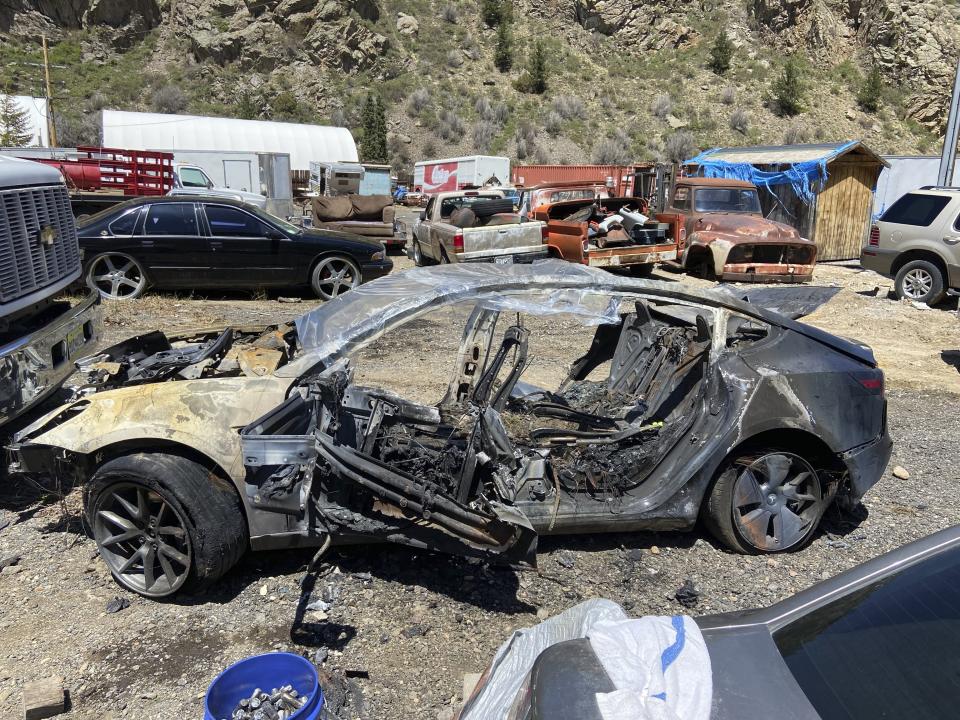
[41,35,57,147]
[937,59,960,187]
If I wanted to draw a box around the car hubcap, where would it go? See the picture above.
[93,483,191,596]
[731,453,821,552]
[90,255,144,299]
[902,269,933,299]
[316,259,358,299]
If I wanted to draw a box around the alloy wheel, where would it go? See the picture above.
[314,257,359,300]
[88,253,146,300]
[93,483,192,597]
[901,268,934,300]
[731,453,821,552]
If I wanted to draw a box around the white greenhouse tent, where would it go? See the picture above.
[102,110,358,170]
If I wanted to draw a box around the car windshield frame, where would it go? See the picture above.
[245,204,301,234]
[694,187,762,214]
[773,543,960,720]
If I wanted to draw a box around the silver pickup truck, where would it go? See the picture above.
[410,190,549,265]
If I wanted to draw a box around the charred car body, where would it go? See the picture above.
[10,262,890,598]
[672,178,817,283]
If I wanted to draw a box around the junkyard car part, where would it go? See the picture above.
[10,262,891,597]
[463,526,960,719]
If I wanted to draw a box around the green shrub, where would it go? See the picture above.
[708,30,734,75]
[772,56,805,116]
[858,65,883,114]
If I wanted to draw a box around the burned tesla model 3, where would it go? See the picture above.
[9,262,891,598]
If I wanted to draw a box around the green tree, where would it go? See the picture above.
[517,40,548,94]
[0,93,33,147]
[708,29,734,75]
[772,56,805,117]
[481,0,503,26]
[857,65,883,113]
[361,95,388,164]
[494,22,513,72]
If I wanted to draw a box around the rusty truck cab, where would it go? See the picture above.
[670,178,817,283]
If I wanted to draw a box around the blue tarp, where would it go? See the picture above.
[685,141,859,204]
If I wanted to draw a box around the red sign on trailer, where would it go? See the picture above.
[422,161,459,193]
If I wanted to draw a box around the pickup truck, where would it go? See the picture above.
[411,190,549,265]
[167,162,268,209]
[669,177,817,282]
[539,196,680,273]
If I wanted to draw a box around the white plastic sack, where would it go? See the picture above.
[590,615,712,720]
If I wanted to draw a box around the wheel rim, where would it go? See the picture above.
[901,268,933,299]
[315,257,359,300]
[88,254,145,300]
[731,453,821,552]
[93,482,192,596]
[413,242,423,265]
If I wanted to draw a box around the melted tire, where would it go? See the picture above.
[85,453,248,597]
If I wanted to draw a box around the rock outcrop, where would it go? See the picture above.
[573,0,697,50]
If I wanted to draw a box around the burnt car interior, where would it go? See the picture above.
[240,293,767,562]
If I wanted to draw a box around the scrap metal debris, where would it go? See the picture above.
[226,685,308,720]
[105,597,130,614]
[674,580,700,608]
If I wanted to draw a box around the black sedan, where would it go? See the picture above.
[464,526,960,719]
[77,196,393,300]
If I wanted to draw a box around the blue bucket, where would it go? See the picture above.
[204,652,323,720]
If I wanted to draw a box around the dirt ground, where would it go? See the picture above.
[0,252,957,720]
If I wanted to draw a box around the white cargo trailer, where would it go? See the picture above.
[413,155,510,193]
[172,149,293,217]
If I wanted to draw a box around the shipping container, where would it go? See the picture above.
[413,155,510,192]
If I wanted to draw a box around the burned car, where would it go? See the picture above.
[10,262,891,598]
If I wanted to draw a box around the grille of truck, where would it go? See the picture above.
[0,184,80,303]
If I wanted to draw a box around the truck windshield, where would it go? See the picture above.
[774,544,960,720]
[694,188,761,213]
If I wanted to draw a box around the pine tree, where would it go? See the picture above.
[360,95,387,164]
[0,94,33,147]
[481,0,503,27]
[494,22,513,73]
[523,41,548,95]
[772,56,805,117]
[857,65,883,114]
[708,30,734,75]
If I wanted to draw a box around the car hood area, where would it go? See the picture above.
[690,214,812,245]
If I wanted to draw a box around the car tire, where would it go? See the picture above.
[704,450,824,554]
[85,453,247,598]
[894,259,946,305]
[412,240,433,267]
[311,255,361,300]
[86,253,148,300]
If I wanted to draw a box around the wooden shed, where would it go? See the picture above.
[685,142,889,261]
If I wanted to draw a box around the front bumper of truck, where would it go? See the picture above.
[0,290,100,426]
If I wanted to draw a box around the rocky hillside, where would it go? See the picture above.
[0,0,956,170]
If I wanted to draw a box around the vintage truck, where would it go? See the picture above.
[521,182,679,273]
[668,177,817,282]
[410,190,549,265]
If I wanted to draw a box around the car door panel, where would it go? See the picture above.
[202,203,284,286]
[139,202,206,288]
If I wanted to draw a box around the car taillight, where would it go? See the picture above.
[868,225,880,247]
[851,371,884,394]
[541,223,549,241]
[453,231,464,253]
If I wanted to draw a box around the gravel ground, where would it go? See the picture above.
[0,250,957,720]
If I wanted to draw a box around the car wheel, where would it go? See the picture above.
[705,451,824,554]
[412,240,432,267]
[85,453,247,598]
[86,253,147,300]
[311,256,360,300]
[894,260,945,305]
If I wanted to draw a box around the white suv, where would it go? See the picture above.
[861,187,960,305]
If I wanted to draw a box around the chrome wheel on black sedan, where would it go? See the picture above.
[87,253,147,300]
